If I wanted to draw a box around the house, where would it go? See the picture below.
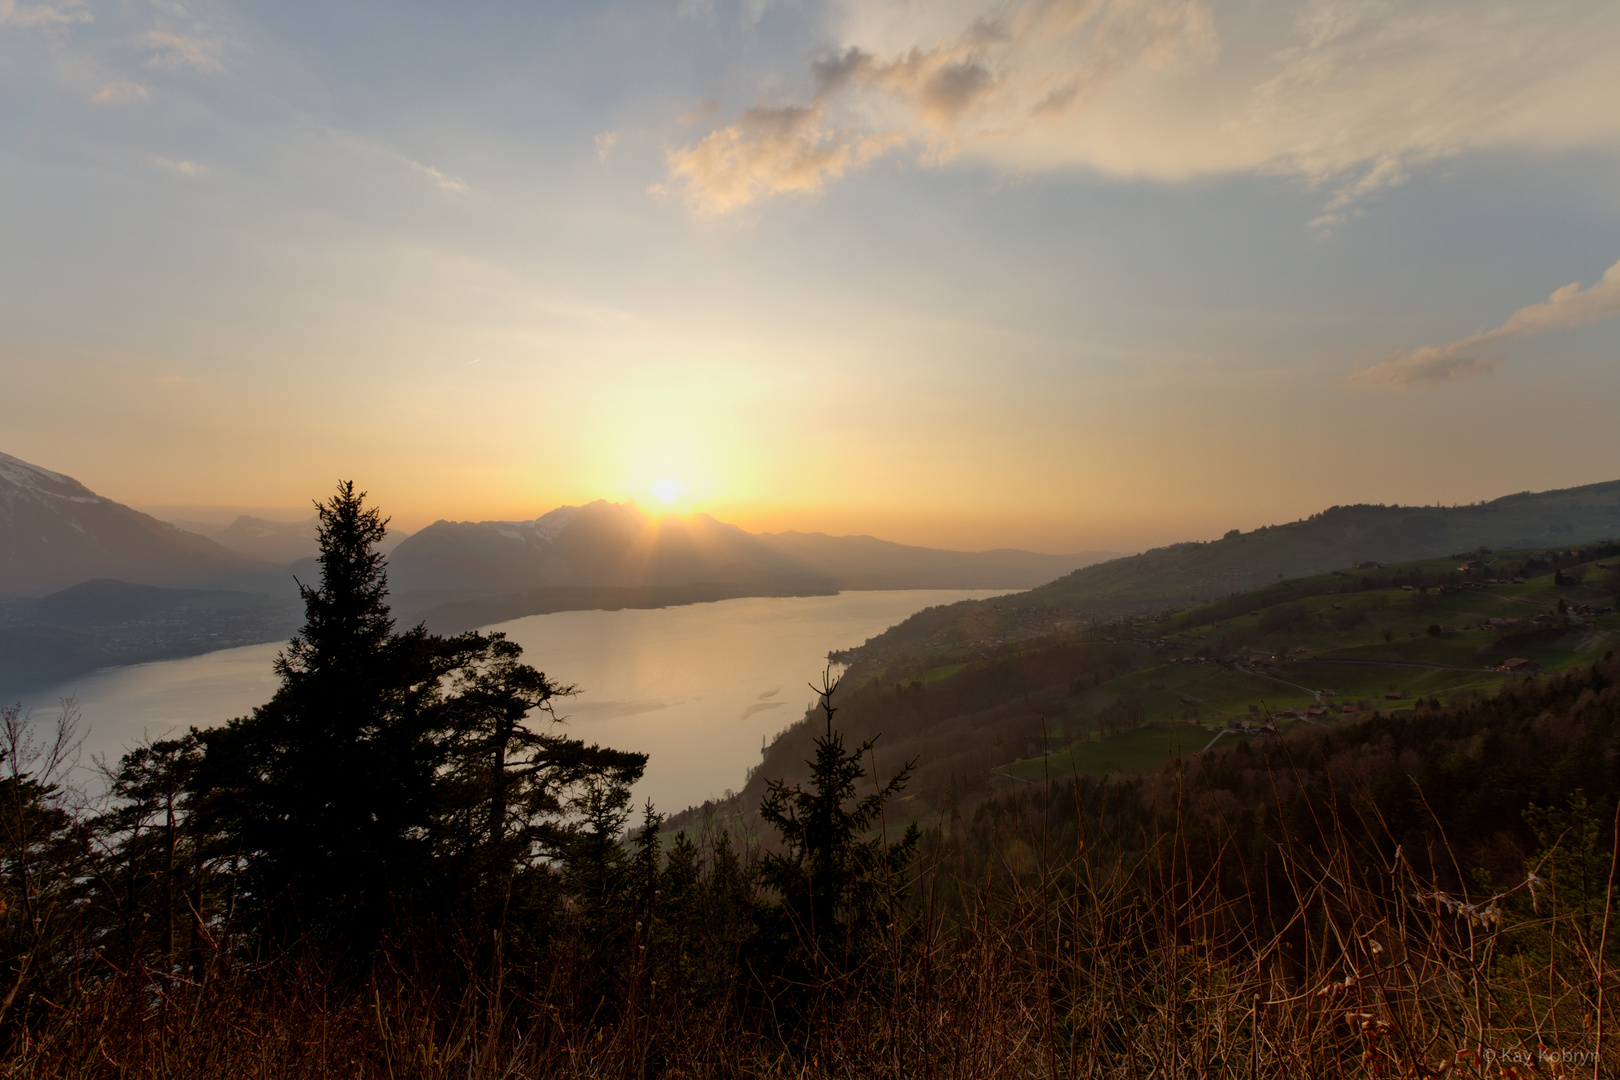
[1306,706,1328,717]
[1383,690,1405,700]
[1498,657,1541,673]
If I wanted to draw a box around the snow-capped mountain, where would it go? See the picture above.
[0,452,263,597]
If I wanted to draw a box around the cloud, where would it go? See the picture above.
[92,81,148,103]
[141,29,221,70]
[1342,257,1620,389]
[411,161,469,193]
[595,131,620,162]
[666,0,1620,217]
[0,0,90,29]
[667,105,901,215]
[670,0,1209,211]
[152,156,201,175]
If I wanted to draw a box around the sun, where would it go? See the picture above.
[652,477,683,506]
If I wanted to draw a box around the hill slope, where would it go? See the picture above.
[850,479,1620,658]
[671,532,1620,836]
[0,578,300,695]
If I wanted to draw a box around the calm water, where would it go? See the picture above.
[19,590,1004,813]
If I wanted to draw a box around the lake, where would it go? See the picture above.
[16,590,1005,813]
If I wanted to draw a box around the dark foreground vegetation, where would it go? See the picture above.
[4,485,1619,1077]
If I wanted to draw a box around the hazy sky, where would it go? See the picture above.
[4,0,1619,552]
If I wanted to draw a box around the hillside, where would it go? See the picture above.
[0,452,266,597]
[669,530,1620,834]
[841,478,1620,662]
[0,578,300,695]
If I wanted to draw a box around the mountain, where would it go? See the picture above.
[385,500,1113,630]
[389,501,830,595]
[0,452,266,597]
[171,514,412,564]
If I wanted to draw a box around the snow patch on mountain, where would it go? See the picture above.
[0,452,101,502]
[476,504,582,547]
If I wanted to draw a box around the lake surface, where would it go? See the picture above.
[17,590,1005,813]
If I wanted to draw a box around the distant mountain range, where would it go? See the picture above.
[0,452,264,597]
[389,501,1103,592]
[173,514,412,564]
[0,450,1115,688]
[385,501,1115,630]
[14,444,1616,699]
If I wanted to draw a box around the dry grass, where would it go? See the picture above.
[8,775,1613,1080]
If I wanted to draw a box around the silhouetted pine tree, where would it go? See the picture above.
[193,481,456,941]
[759,670,919,984]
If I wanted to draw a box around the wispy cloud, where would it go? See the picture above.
[152,156,201,175]
[0,0,90,29]
[141,29,221,70]
[1343,257,1620,389]
[411,161,469,194]
[666,0,1620,219]
[92,81,148,103]
[595,131,620,162]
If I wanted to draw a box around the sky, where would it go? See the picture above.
[3,0,1619,553]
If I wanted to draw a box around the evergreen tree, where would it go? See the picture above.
[189,481,652,948]
[759,670,919,979]
[435,630,648,927]
[194,482,460,940]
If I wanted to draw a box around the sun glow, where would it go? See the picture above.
[652,477,683,506]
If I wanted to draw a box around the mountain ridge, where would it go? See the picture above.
[0,452,267,598]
